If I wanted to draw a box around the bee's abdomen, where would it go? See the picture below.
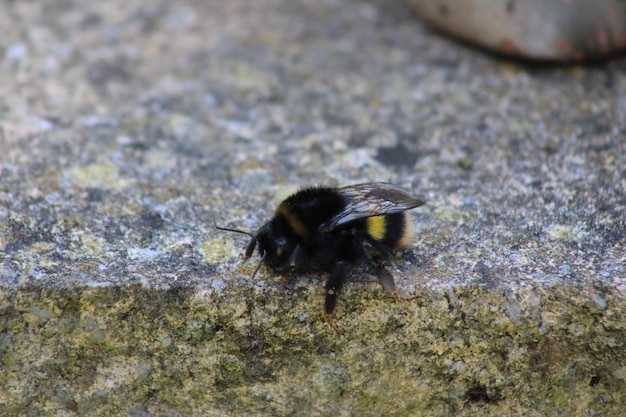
[365,212,414,248]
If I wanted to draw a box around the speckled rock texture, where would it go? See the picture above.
[1,1,625,416]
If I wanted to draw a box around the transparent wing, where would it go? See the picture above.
[319,182,425,231]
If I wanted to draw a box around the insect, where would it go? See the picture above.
[216,182,425,334]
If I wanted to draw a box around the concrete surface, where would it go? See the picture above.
[1,0,625,416]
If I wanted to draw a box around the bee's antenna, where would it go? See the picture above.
[216,224,259,264]
[250,253,266,279]
[215,225,256,240]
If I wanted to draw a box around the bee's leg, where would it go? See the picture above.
[268,244,306,289]
[275,244,309,291]
[324,261,349,336]
[288,244,306,269]
[376,262,419,302]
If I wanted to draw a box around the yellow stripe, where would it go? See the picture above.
[276,203,309,238]
[366,216,386,241]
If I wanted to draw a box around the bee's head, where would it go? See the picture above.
[216,216,295,278]
[254,217,295,270]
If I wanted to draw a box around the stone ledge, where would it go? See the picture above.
[1,280,624,416]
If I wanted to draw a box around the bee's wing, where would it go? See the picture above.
[320,182,425,231]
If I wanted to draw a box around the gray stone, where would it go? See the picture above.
[0,1,624,416]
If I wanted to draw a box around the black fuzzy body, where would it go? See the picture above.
[235,182,425,329]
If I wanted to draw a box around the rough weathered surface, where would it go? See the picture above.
[1,1,625,416]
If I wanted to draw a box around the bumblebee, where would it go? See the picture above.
[216,182,425,334]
